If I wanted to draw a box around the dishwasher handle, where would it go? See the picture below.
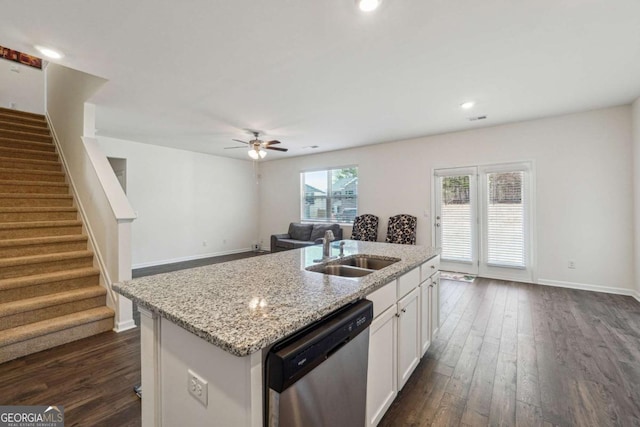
[267,299,373,393]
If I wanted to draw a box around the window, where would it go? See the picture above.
[301,167,358,223]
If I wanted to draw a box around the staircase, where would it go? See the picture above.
[0,107,114,364]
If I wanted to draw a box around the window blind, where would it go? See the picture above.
[486,171,525,268]
[440,175,472,262]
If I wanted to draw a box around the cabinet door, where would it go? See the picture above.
[430,272,441,338]
[419,279,432,357]
[397,287,420,391]
[366,306,397,427]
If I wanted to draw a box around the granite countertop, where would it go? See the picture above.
[113,240,438,357]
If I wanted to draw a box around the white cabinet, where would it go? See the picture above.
[366,257,440,426]
[419,277,432,357]
[430,271,440,337]
[366,305,397,427]
[396,287,420,391]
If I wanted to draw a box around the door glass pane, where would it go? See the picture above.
[440,175,472,262]
[487,171,525,268]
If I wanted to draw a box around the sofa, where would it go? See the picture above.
[271,222,343,252]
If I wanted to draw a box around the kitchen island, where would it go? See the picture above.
[114,240,439,426]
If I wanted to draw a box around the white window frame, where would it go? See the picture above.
[300,165,358,224]
[478,161,536,283]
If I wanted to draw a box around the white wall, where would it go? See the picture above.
[259,106,634,293]
[632,98,640,297]
[0,59,44,113]
[46,63,138,330]
[97,137,259,268]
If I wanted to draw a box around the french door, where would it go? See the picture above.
[434,162,534,282]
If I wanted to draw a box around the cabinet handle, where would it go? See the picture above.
[431,265,435,269]
[401,308,407,313]
[395,313,400,318]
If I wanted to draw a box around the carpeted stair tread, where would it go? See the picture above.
[0,107,45,121]
[0,250,93,268]
[0,287,106,318]
[0,138,55,152]
[0,234,87,249]
[0,267,100,292]
[0,234,86,258]
[0,193,73,208]
[0,156,61,171]
[0,146,58,160]
[0,306,114,347]
[0,113,47,127]
[0,167,63,178]
[0,193,71,200]
[0,120,51,135]
[0,206,76,214]
[0,128,52,143]
[0,219,82,230]
[0,179,67,188]
[0,182,69,195]
[0,115,46,128]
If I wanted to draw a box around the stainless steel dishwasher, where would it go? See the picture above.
[266,299,373,427]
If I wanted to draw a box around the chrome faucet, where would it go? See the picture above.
[322,230,335,259]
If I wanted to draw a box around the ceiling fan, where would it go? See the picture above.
[225,131,289,159]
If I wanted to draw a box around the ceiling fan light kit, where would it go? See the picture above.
[248,147,267,159]
[226,130,288,160]
[357,0,381,12]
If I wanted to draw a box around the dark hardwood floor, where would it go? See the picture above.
[0,327,141,427]
[132,250,265,278]
[2,277,639,426]
[380,278,640,427]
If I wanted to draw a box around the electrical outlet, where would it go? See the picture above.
[568,260,576,269]
[187,369,208,407]
[252,243,259,251]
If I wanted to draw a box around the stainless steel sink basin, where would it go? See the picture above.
[306,255,400,278]
[335,255,400,270]
[308,264,373,278]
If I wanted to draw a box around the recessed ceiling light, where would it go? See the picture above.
[460,101,475,110]
[34,45,64,59]
[357,0,381,12]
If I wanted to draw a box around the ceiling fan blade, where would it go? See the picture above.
[224,146,247,149]
[232,139,250,145]
[266,146,288,152]
[264,140,281,146]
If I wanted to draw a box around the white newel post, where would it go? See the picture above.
[115,219,136,331]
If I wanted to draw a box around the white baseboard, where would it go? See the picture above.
[132,247,254,269]
[537,278,637,298]
[114,319,137,332]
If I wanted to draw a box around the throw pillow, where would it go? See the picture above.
[289,223,313,241]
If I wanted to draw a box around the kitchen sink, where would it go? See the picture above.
[334,255,400,270]
[307,264,373,278]
[306,255,400,278]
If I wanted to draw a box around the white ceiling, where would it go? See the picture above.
[2,0,640,160]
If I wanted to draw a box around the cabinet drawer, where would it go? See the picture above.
[368,279,396,318]
[420,255,441,282]
[397,267,420,299]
